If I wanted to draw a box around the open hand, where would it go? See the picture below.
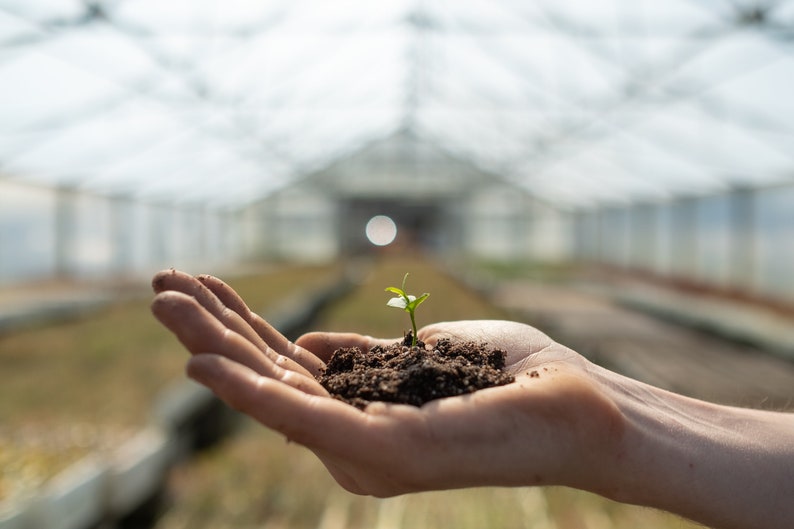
[151,270,624,497]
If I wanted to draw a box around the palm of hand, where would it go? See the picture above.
[299,321,616,495]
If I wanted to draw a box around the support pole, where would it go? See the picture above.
[728,186,756,292]
[54,185,77,279]
[671,196,698,280]
[110,193,134,277]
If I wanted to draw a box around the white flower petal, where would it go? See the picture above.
[387,297,407,308]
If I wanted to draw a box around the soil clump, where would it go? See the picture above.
[317,333,515,409]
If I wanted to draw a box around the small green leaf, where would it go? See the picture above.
[385,286,406,297]
[384,273,429,348]
[408,293,429,311]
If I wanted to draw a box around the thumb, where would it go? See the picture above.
[295,332,397,362]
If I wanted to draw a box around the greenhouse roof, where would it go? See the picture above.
[1,0,794,208]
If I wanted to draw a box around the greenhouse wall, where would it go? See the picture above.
[3,176,791,303]
[574,183,794,303]
[463,188,572,263]
[0,180,246,284]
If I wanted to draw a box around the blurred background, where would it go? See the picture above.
[1,1,794,528]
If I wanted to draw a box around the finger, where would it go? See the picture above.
[196,273,326,375]
[153,269,324,376]
[295,332,398,362]
[152,269,270,354]
[152,291,326,395]
[186,354,380,451]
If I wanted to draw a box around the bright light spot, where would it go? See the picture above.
[365,215,397,246]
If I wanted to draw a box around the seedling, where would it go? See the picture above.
[385,273,429,348]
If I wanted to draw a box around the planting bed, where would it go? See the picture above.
[0,264,343,524]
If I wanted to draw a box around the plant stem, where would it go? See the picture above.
[409,310,418,347]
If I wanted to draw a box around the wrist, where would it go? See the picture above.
[597,369,794,529]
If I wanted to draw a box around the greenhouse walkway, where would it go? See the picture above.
[490,275,794,411]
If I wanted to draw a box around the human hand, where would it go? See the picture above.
[151,270,624,497]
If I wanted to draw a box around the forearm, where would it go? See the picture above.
[596,368,794,529]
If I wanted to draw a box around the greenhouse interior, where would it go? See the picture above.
[1,1,793,528]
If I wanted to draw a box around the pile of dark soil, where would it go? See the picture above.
[317,334,515,409]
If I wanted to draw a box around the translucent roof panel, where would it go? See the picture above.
[1,0,793,208]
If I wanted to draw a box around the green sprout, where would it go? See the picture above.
[385,273,430,348]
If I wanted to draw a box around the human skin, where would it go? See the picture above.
[151,269,794,529]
